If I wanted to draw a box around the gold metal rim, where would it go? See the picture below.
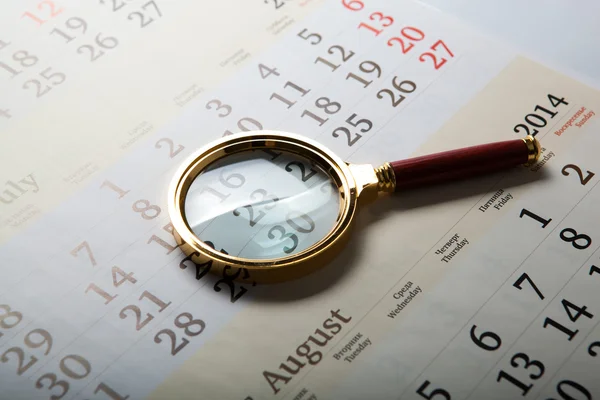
[523,135,541,166]
[167,130,359,278]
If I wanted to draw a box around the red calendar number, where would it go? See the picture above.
[342,0,364,11]
[22,1,64,26]
[419,40,454,70]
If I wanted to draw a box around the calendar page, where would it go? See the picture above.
[1,1,600,400]
[0,0,324,241]
[417,0,600,90]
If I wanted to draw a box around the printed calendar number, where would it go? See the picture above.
[496,352,545,396]
[85,266,137,305]
[418,40,454,70]
[0,50,39,78]
[0,304,24,336]
[358,12,394,36]
[341,0,364,11]
[258,63,280,80]
[270,81,311,109]
[265,0,288,10]
[223,117,263,137]
[77,34,120,62]
[559,228,592,250]
[332,113,373,146]
[297,29,322,45]
[470,325,502,351]
[36,354,91,400]
[23,67,66,98]
[128,1,163,28]
[561,164,595,186]
[233,188,280,227]
[154,311,206,356]
[301,96,342,126]
[519,208,552,228]
[147,223,180,255]
[377,77,417,108]
[155,138,185,158]
[514,94,569,137]
[416,380,451,400]
[1,328,53,375]
[214,265,255,303]
[22,1,64,26]
[543,299,593,341]
[387,27,425,54]
[346,60,382,88]
[99,0,132,13]
[315,45,355,72]
[206,98,233,117]
[547,379,592,400]
[87,382,131,400]
[119,290,171,331]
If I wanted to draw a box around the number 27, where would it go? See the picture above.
[419,40,454,70]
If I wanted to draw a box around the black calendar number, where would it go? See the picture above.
[332,113,373,146]
[496,352,545,396]
[214,266,255,303]
[315,45,355,72]
[223,117,263,137]
[258,63,280,79]
[470,325,502,351]
[346,60,382,88]
[543,299,593,341]
[559,228,591,250]
[128,1,163,29]
[547,379,591,400]
[154,312,206,356]
[548,94,569,107]
[519,208,552,228]
[513,94,568,137]
[377,77,416,107]
[301,96,342,126]
[100,0,131,12]
[270,81,310,109]
[416,380,451,400]
[513,272,545,300]
[265,0,287,9]
[297,28,322,45]
[179,241,220,281]
[206,98,233,118]
[561,164,595,186]
[588,341,600,357]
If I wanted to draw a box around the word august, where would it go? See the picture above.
[262,309,352,394]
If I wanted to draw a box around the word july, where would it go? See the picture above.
[0,174,39,205]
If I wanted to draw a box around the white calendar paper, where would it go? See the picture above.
[1,1,599,399]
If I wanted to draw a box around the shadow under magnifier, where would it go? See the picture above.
[249,166,550,304]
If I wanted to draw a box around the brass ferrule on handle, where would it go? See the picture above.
[523,135,542,166]
[375,162,396,193]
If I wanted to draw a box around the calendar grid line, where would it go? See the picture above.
[400,176,600,400]
[534,318,600,399]
[282,172,507,399]
[465,238,600,399]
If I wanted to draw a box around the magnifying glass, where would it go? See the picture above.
[168,131,540,283]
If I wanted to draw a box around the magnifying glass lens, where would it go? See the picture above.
[183,149,343,260]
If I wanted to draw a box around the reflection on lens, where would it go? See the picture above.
[183,148,342,260]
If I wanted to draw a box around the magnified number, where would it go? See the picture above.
[267,211,315,254]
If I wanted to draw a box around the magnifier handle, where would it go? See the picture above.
[389,135,540,191]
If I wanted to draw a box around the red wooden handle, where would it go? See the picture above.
[390,136,539,191]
